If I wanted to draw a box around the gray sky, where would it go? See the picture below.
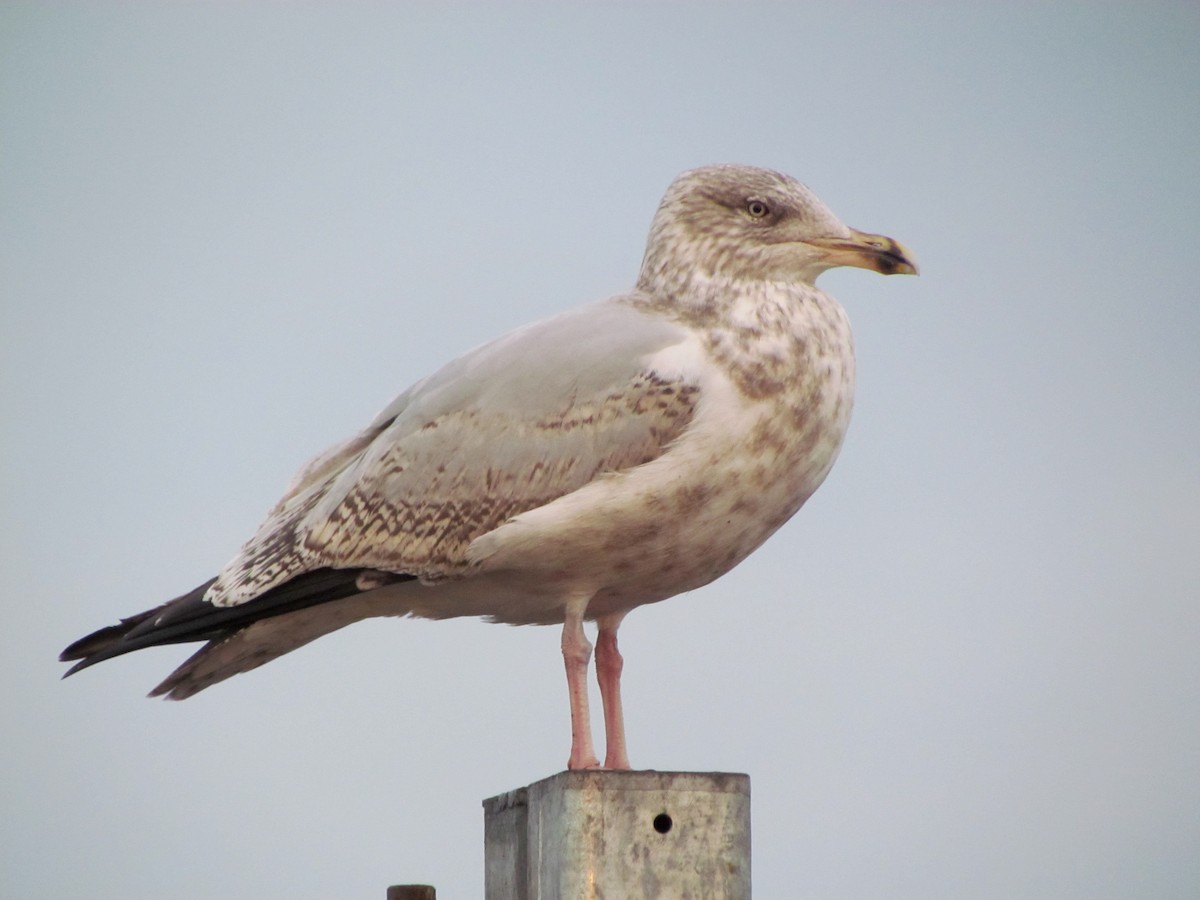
[3,3,1198,898]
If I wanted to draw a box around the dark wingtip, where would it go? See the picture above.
[58,568,416,689]
[58,606,166,674]
[60,621,135,662]
[61,658,92,679]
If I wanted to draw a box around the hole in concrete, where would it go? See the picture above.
[653,812,673,834]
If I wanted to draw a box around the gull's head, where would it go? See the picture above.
[638,164,917,292]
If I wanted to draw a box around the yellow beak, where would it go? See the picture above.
[805,228,919,276]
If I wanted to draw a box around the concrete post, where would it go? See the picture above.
[483,770,750,899]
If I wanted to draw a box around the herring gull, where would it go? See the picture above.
[61,164,917,770]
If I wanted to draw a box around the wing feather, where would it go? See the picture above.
[206,299,699,606]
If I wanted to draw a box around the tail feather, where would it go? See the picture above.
[60,568,415,684]
[146,585,416,699]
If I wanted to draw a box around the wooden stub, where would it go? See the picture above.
[386,884,435,900]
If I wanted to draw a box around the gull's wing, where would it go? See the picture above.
[206,298,700,608]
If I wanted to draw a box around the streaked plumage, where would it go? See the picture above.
[61,164,916,769]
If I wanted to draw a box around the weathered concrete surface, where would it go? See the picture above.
[483,770,750,899]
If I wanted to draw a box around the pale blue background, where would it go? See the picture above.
[3,3,1198,898]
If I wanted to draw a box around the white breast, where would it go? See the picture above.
[463,282,856,624]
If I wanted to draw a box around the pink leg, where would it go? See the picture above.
[562,606,601,770]
[595,613,631,770]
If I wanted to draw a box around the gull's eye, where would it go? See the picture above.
[746,199,770,219]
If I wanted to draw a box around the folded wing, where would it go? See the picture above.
[62,298,703,690]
